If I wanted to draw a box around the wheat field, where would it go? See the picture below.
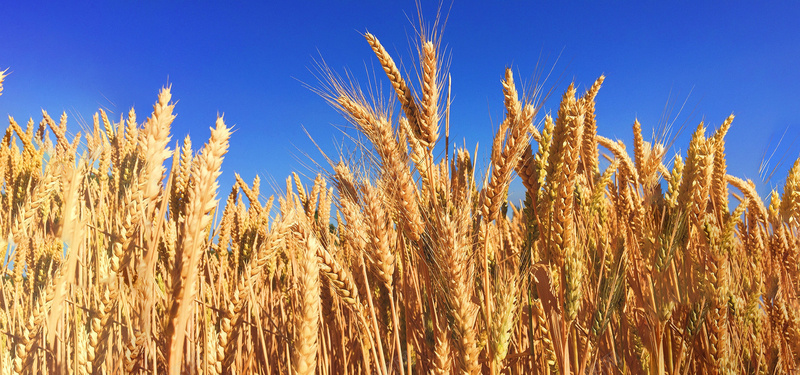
[0,24,799,375]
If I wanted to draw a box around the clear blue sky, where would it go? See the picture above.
[2,2,799,202]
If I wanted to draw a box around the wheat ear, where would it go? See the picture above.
[0,68,7,96]
[483,69,534,222]
[544,85,584,266]
[292,224,321,375]
[166,117,230,374]
[780,158,800,223]
[580,75,604,176]
[140,86,175,210]
[364,32,421,137]
[711,115,734,216]
[420,40,440,149]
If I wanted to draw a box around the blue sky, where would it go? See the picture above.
[2,2,799,203]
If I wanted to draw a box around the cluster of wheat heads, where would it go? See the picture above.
[1,27,800,375]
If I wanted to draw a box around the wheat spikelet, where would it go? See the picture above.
[8,117,37,161]
[532,115,555,202]
[293,172,308,209]
[452,147,474,207]
[517,144,537,194]
[220,281,245,372]
[122,107,139,159]
[590,159,619,213]
[306,173,322,217]
[318,186,333,239]
[503,68,522,123]
[563,248,584,323]
[432,310,452,375]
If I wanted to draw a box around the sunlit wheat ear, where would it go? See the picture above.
[666,155,684,208]
[489,271,518,371]
[705,251,731,373]
[333,162,365,251]
[46,162,85,345]
[140,86,175,209]
[711,114,734,215]
[0,68,7,96]
[580,75,604,176]
[430,207,480,374]
[484,69,535,222]
[166,116,230,374]
[543,84,584,266]
[123,107,139,155]
[533,298,558,373]
[677,123,715,230]
[364,32,420,135]
[420,40,440,149]
[316,240,361,308]
[292,223,321,375]
[307,173,323,215]
[632,119,646,185]
[331,90,423,240]
[361,180,395,289]
[431,310,452,375]
[597,135,639,185]
[170,134,193,218]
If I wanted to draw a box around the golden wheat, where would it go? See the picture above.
[0,18,799,375]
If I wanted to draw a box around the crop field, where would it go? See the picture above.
[0,20,799,375]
